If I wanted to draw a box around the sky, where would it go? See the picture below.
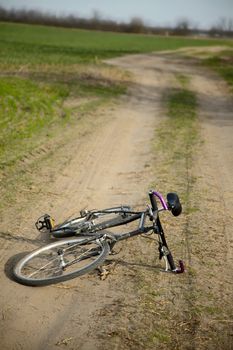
[1,0,233,29]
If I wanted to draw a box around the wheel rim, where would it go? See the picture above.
[15,238,106,283]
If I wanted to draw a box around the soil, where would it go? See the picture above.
[0,50,232,350]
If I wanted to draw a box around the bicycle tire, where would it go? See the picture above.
[51,217,88,238]
[51,211,120,238]
[13,237,110,286]
[51,211,141,238]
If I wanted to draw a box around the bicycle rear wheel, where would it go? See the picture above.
[13,237,110,286]
[52,209,141,238]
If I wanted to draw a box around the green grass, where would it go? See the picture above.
[0,22,132,172]
[175,74,191,88]
[0,73,126,170]
[165,87,199,205]
[151,330,170,344]
[1,22,233,66]
[203,50,233,90]
[154,74,199,212]
[0,21,232,198]
[159,88,198,163]
[1,20,222,176]
[0,77,69,168]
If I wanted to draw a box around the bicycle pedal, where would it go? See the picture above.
[35,214,55,231]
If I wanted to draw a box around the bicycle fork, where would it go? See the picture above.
[156,218,185,274]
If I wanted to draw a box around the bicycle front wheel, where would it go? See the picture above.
[13,237,110,286]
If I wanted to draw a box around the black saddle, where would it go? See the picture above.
[167,193,182,216]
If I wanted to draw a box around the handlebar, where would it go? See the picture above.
[149,190,169,211]
[149,190,182,217]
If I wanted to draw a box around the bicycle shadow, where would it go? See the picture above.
[4,251,30,283]
[104,257,164,273]
[1,230,55,285]
[0,230,54,246]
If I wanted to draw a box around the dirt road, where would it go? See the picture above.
[0,51,232,350]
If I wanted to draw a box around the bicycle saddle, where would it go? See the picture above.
[166,193,182,216]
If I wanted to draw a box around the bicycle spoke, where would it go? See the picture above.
[20,241,102,280]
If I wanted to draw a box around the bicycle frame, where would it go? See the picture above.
[92,190,184,273]
[13,189,185,286]
[35,190,185,273]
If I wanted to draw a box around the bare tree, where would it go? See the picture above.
[210,17,233,37]
[128,17,145,33]
[173,19,191,36]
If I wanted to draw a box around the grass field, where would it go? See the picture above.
[203,50,233,89]
[0,21,232,175]
[1,22,233,65]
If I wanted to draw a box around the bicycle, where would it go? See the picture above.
[12,190,184,286]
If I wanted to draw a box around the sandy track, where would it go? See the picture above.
[0,53,165,350]
[0,51,233,350]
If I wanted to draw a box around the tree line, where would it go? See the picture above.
[0,7,232,37]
